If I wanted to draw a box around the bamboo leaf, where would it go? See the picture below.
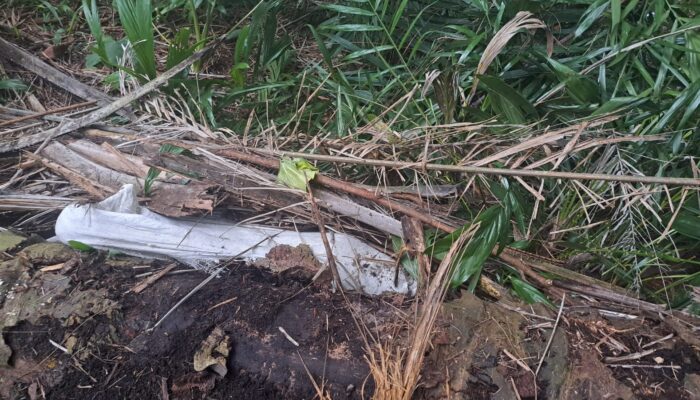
[320,4,373,17]
[509,277,554,306]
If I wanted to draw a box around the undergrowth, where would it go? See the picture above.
[7,0,700,311]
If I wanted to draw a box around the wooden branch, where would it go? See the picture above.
[131,263,177,294]
[247,149,700,187]
[0,101,96,127]
[216,149,456,232]
[0,37,134,120]
[0,6,261,153]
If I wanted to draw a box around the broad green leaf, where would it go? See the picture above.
[548,59,599,104]
[439,204,512,288]
[116,0,156,80]
[509,277,554,306]
[653,80,700,134]
[672,211,700,241]
[277,158,319,191]
[685,32,700,82]
[592,97,641,116]
[478,74,537,117]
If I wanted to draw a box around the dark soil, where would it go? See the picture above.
[2,247,698,400]
[3,256,381,400]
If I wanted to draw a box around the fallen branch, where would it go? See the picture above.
[217,148,670,314]
[0,101,96,127]
[216,149,455,232]
[246,149,700,187]
[535,293,565,376]
[0,4,262,153]
[0,37,133,120]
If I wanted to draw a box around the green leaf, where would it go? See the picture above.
[389,0,409,35]
[320,4,373,16]
[392,236,419,280]
[653,80,700,134]
[159,143,192,156]
[672,211,700,241]
[277,158,319,191]
[509,277,554,306]
[478,74,537,123]
[439,205,511,288]
[116,0,156,80]
[68,240,95,252]
[547,59,599,104]
[144,167,161,196]
[166,27,194,70]
[0,79,28,91]
[343,45,394,61]
[322,24,383,32]
[575,0,609,38]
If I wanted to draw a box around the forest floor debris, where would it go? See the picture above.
[1,5,699,399]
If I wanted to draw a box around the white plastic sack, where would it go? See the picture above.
[55,184,415,296]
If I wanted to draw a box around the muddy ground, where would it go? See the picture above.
[1,237,380,399]
[1,235,699,399]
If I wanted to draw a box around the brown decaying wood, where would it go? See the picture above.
[401,216,429,286]
[131,263,177,294]
[216,149,456,232]
[24,152,114,198]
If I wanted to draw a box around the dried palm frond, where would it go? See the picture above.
[364,225,477,400]
[466,11,545,104]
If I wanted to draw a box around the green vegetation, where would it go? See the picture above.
[11,0,699,310]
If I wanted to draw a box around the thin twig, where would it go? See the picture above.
[130,263,177,294]
[0,100,96,127]
[253,149,700,187]
[278,326,300,347]
[604,349,656,363]
[535,293,565,376]
[308,187,342,290]
[607,364,681,369]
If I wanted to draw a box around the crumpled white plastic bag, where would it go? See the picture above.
[55,184,415,296]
